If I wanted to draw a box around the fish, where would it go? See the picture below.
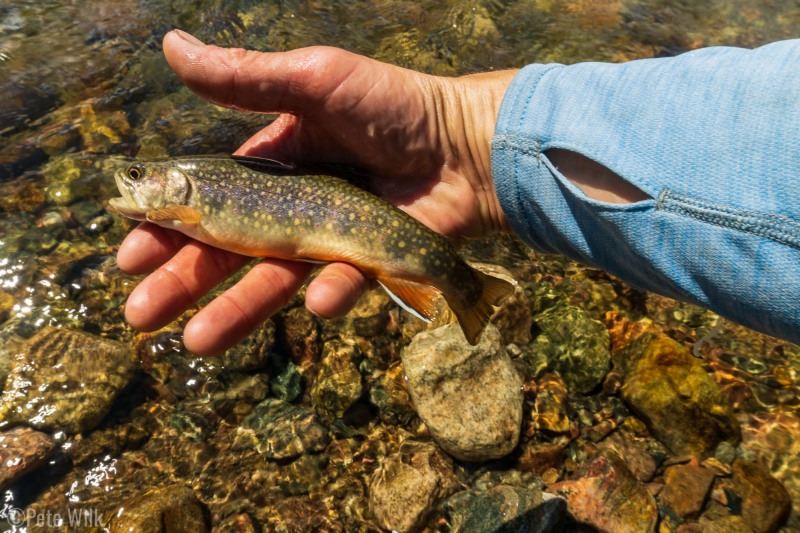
[108,155,515,344]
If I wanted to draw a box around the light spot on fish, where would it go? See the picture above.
[420,248,427,255]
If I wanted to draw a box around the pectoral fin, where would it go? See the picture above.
[146,205,201,225]
[377,277,441,323]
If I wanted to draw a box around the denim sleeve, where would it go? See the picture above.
[491,40,800,344]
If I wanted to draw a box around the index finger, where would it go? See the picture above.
[117,223,190,275]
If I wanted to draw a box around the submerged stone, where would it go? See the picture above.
[233,398,329,460]
[730,460,791,533]
[550,451,658,532]
[270,358,302,403]
[532,373,571,434]
[401,323,523,462]
[109,484,210,533]
[443,485,566,533]
[311,340,363,423]
[369,440,458,532]
[532,304,611,394]
[0,327,136,434]
[596,431,657,483]
[659,462,716,519]
[221,319,275,372]
[614,333,740,457]
[0,426,56,490]
[369,362,416,426]
[323,288,394,338]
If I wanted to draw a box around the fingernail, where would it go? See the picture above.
[173,29,205,46]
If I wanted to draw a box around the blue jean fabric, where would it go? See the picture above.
[491,40,800,344]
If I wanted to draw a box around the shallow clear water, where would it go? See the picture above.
[1,0,799,530]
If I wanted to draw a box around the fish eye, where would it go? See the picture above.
[126,164,145,181]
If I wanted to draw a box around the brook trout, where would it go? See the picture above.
[108,156,515,344]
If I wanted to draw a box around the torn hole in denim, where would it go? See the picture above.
[545,148,651,204]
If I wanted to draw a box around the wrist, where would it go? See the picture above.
[446,70,519,235]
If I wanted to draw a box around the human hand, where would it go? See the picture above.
[117,29,517,355]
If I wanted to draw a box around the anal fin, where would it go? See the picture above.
[376,277,441,323]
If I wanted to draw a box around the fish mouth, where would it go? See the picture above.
[107,196,147,220]
[107,169,148,221]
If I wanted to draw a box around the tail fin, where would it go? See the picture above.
[448,271,516,345]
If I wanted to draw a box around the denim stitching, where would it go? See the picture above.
[492,135,542,158]
[658,189,800,249]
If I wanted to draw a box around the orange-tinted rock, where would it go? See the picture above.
[660,463,716,519]
[614,333,740,457]
[0,427,56,490]
[597,431,657,482]
[550,451,658,532]
[533,373,571,434]
[731,460,791,533]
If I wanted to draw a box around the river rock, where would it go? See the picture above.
[740,411,800,524]
[323,288,394,338]
[697,515,753,532]
[443,485,566,533]
[279,306,321,367]
[531,304,611,394]
[109,484,210,533]
[233,398,329,460]
[270,357,303,403]
[221,319,275,372]
[0,327,137,434]
[368,440,458,532]
[659,462,716,519]
[550,451,658,532]
[597,431,657,482]
[311,340,363,423]
[532,373,571,434]
[517,441,567,476]
[613,333,740,457]
[730,460,791,533]
[369,362,416,425]
[0,426,56,490]
[401,323,523,462]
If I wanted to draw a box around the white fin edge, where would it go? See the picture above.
[377,280,432,323]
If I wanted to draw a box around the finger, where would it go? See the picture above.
[162,29,359,115]
[124,241,251,331]
[117,223,191,275]
[304,262,368,319]
[183,258,313,356]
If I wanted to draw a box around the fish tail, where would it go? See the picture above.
[447,270,516,345]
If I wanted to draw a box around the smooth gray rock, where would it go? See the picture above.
[401,323,523,462]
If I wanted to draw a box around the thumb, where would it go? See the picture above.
[162,29,343,115]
